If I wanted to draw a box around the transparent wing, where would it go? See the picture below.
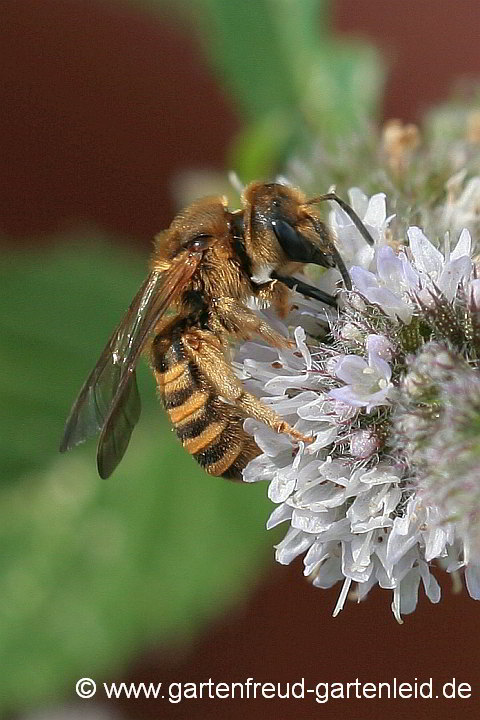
[60,251,202,477]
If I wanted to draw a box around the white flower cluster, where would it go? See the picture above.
[240,186,480,621]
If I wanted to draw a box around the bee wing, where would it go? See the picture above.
[60,251,202,478]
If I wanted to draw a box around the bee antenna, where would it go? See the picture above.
[330,245,352,291]
[307,192,375,248]
[309,216,353,291]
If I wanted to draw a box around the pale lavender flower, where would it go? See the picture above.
[240,184,480,622]
[329,334,394,411]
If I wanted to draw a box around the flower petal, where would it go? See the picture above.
[407,226,443,278]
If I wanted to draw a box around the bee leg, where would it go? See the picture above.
[271,272,338,308]
[210,297,294,349]
[252,278,292,318]
[231,393,313,444]
[183,330,313,445]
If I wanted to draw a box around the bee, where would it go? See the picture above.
[60,183,373,479]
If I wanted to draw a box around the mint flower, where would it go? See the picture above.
[240,182,480,622]
[329,334,394,411]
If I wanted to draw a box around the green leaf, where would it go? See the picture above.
[230,109,295,181]
[120,0,384,177]
[125,0,383,127]
[182,0,383,172]
[182,0,312,117]
[118,0,305,117]
[0,241,148,482]
[0,240,275,713]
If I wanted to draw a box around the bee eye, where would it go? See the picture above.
[186,234,211,251]
[271,218,333,267]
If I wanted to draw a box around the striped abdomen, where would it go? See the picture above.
[152,335,259,479]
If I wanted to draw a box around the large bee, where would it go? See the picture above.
[60,182,373,479]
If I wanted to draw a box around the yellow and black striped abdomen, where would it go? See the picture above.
[153,336,259,479]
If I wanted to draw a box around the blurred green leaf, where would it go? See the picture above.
[0,242,149,482]
[0,241,274,713]
[188,0,383,128]
[230,109,295,180]
[130,0,383,166]
[126,0,329,116]
[185,0,324,118]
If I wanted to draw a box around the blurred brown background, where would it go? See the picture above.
[2,1,480,718]
[4,0,480,246]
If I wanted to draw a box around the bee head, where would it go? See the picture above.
[240,181,336,281]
